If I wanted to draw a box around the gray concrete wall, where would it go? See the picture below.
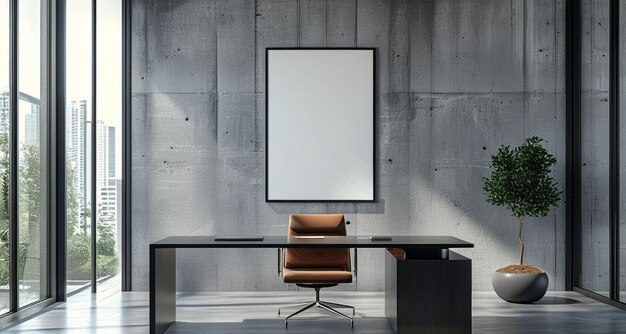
[131,0,566,292]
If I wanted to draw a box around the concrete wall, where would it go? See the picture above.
[131,0,566,291]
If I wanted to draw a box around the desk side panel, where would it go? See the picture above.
[397,251,472,334]
[151,247,176,334]
[385,250,399,332]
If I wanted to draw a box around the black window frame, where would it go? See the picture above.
[566,0,625,310]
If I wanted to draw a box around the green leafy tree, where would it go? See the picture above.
[0,134,27,286]
[19,143,41,286]
[0,131,120,285]
[0,133,9,285]
[483,137,561,265]
[0,134,40,287]
[65,165,119,280]
[67,233,91,279]
[66,164,79,237]
[80,207,92,236]
[96,218,119,278]
[66,163,93,279]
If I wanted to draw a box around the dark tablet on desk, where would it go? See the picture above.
[369,236,392,241]
[214,236,264,241]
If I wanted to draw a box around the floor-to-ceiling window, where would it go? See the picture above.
[0,0,126,322]
[572,0,625,308]
[95,0,122,284]
[65,0,93,294]
[580,0,611,297]
[18,0,47,308]
[0,0,11,314]
[66,0,122,294]
[619,0,626,302]
[0,0,11,316]
[0,0,50,319]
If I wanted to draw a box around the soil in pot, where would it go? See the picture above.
[497,264,544,274]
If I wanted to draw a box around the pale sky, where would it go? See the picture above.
[1,0,122,176]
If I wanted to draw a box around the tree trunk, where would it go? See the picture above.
[518,216,525,265]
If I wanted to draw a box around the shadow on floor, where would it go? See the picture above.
[534,297,581,305]
[168,318,393,334]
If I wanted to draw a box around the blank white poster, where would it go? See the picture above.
[266,49,374,201]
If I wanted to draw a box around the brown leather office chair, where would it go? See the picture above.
[279,214,354,327]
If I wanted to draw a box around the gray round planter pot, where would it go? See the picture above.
[492,271,549,303]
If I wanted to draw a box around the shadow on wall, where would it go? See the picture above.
[267,200,385,215]
[410,149,563,275]
[268,152,561,276]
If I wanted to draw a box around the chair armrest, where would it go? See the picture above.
[351,248,357,277]
[277,248,282,277]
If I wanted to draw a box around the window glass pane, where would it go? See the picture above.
[619,0,626,302]
[580,0,610,297]
[18,0,47,307]
[66,0,93,294]
[0,0,10,315]
[95,0,121,285]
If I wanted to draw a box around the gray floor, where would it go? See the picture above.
[3,289,626,333]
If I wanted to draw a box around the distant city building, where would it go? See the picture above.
[97,121,107,190]
[108,127,116,178]
[66,100,120,233]
[0,91,9,134]
[25,103,40,145]
[0,90,41,144]
[67,100,87,227]
[115,178,122,251]
[96,122,118,222]
[100,179,119,222]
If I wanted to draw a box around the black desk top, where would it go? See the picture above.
[151,235,473,249]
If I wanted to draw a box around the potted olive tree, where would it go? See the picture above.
[483,137,561,303]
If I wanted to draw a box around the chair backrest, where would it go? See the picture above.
[284,214,350,270]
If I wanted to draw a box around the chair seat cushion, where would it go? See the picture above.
[283,268,353,284]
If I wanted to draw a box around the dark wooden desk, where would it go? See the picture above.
[150,236,474,334]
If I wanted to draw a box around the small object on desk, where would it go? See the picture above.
[295,236,325,239]
[214,236,264,241]
[370,236,392,241]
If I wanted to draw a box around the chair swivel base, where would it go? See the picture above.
[278,285,354,328]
